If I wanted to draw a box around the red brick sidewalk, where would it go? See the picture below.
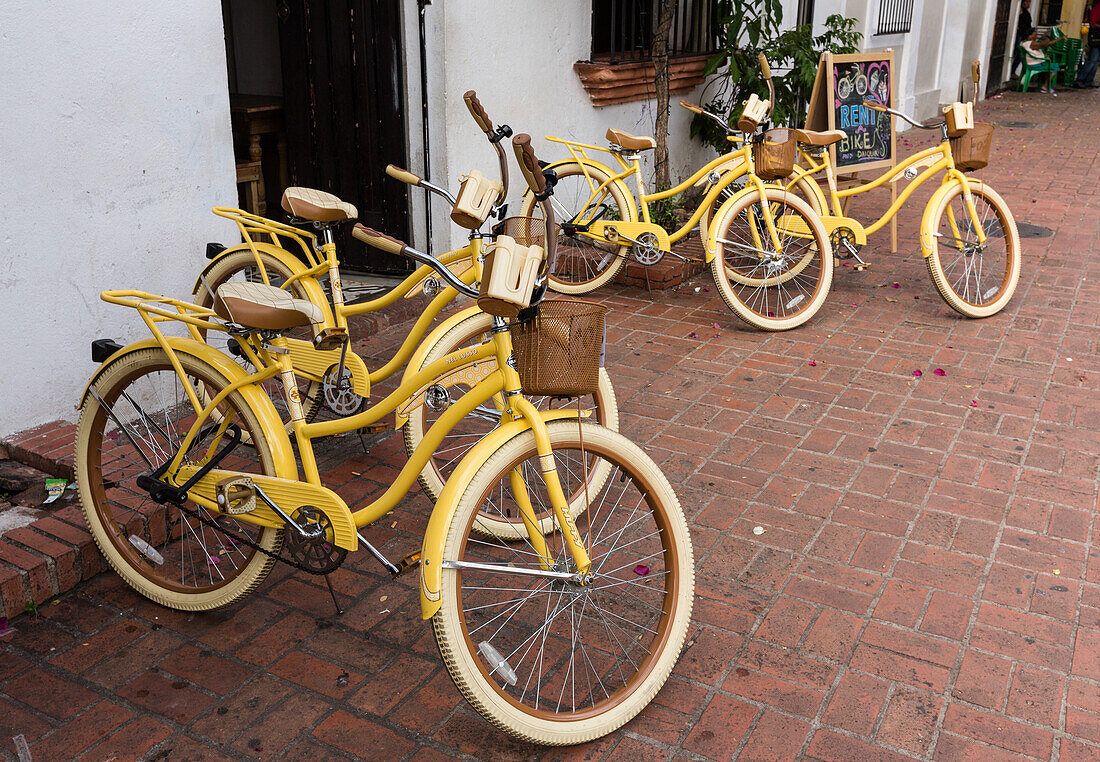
[2,89,1099,760]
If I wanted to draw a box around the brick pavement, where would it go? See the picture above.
[2,89,1099,760]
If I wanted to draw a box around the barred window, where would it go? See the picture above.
[875,0,914,36]
[591,0,720,63]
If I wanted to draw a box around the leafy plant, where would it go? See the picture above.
[691,1,862,153]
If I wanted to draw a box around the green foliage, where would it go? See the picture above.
[691,1,862,153]
[23,599,38,619]
[648,197,681,231]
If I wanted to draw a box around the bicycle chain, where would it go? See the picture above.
[173,501,337,576]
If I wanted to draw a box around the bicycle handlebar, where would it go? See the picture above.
[464,89,510,206]
[861,100,944,130]
[512,134,546,197]
[464,91,493,134]
[758,53,776,118]
[386,164,422,187]
[352,224,478,299]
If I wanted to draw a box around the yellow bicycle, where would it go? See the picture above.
[75,136,694,745]
[697,59,1020,318]
[195,91,618,499]
[522,55,833,330]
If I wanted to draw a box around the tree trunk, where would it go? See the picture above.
[653,0,678,190]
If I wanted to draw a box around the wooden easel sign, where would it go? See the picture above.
[805,51,896,173]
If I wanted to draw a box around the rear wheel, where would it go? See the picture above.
[925,180,1020,317]
[710,187,833,330]
[519,162,631,294]
[76,347,281,610]
[433,421,694,745]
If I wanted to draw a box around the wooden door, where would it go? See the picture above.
[278,0,410,272]
[988,0,1012,95]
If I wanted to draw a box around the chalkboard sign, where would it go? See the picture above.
[805,51,896,173]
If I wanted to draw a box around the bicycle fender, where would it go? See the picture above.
[77,337,297,480]
[193,243,334,325]
[418,409,583,620]
[920,180,975,258]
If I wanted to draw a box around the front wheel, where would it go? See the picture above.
[433,421,694,745]
[710,187,833,330]
[925,180,1021,318]
[519,162,632,294]
[403,311,619,537]
[76,347,282,611]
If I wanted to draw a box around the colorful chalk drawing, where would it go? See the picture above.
[832,59,892,168]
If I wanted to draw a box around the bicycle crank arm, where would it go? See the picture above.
[441,559,582,582]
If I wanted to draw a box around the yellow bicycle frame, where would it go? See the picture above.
[88,290,594,621]
[784,138,986,257]
[544,136,783,261]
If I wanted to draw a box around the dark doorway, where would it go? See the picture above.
[988,0,1013,96]
[222,0,410,273]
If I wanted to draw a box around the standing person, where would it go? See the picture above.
[1014,0,1036,78]
[1075,0,1100,87]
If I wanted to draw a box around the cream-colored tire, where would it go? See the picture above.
[77,347,282,611]
[925,180,1021,318]
[710,186,833,330]
[432,421,694,745]
[519,162,631,294]
[403,311,618,538]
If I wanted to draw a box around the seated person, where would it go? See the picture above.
[1021,30,1061,93]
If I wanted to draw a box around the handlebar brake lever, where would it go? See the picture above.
[489,124,513,143]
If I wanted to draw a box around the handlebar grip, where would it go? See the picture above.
[862,100,888,112]
[679,99,704,114]
[512,134,546,196]
[386,164,423,187]
[971,60,981,83]
[758,53,772,80]
[463,90,493,134]
[352,224,408,257]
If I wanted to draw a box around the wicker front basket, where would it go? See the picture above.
[951,122,994,172]
[510,300,606,397]
[753,128,797,181]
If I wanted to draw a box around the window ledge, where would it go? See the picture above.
[574,54,711,107]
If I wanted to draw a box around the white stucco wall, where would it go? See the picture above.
[405,0,714,252]
[0,1,237,436]
[814,0,1001,125]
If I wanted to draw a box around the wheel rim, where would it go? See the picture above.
[935,188,1014,308]
[537,169,629,289]
[714,195,827,321]
[452,435,680,719]
[85,361,275,594]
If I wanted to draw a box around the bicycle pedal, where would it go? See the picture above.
[391,551,421,578]
[215,475,256,515]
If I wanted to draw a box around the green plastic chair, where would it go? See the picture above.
[1054,37,1083,84]
[1018,44,1059,91]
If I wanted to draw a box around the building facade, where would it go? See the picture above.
[2,0,1080,435]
